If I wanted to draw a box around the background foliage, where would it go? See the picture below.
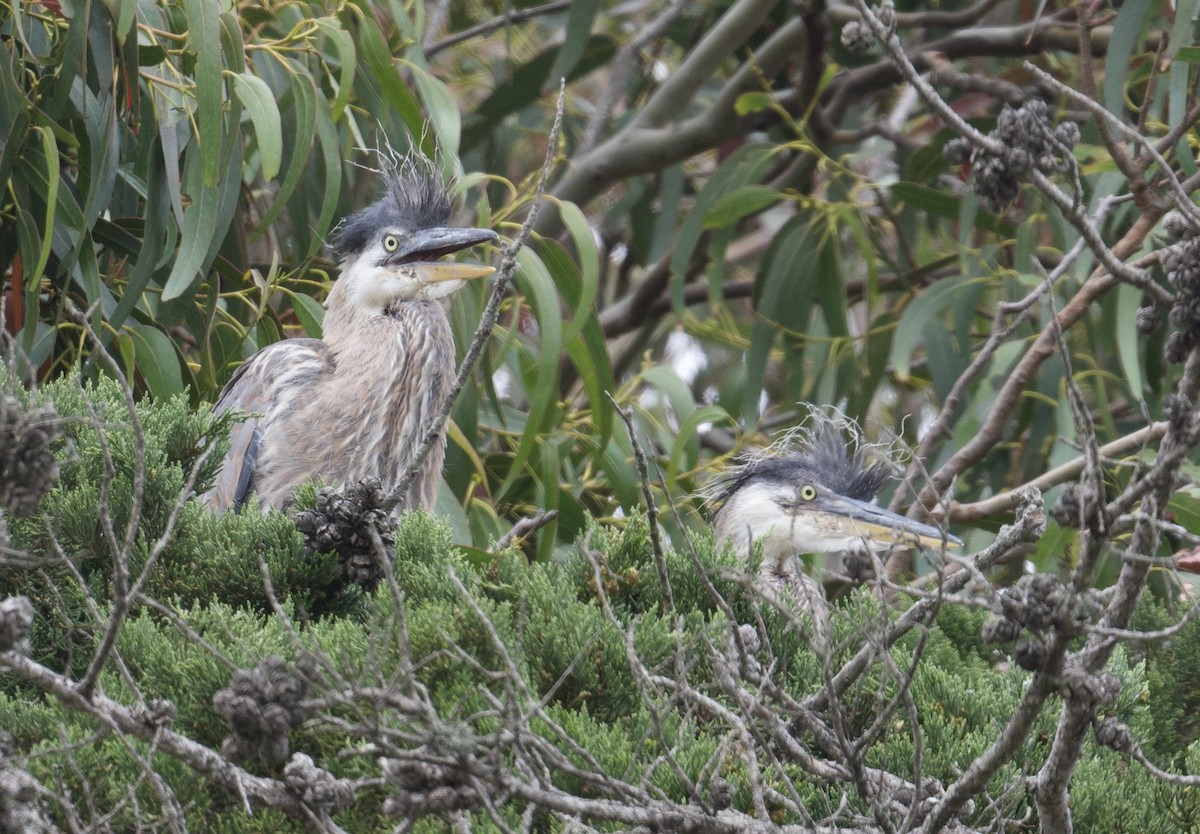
[8,0,1196,559]
[6,0,1200,830]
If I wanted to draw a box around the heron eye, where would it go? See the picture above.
[799,484,818,501]
[383,234,400,252]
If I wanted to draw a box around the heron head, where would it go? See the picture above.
[712,423,961,569]
[333,153,497,312]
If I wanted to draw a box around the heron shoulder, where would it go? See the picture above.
[213,338,335,415]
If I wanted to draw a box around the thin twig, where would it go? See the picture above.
[607,393,673,614]
[425,0,571,57]
[493,510,559,552]
[943,422,1167,521]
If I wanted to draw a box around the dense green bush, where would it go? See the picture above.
[1,375,1199,831]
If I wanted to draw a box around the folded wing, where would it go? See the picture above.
[203,339,334,511]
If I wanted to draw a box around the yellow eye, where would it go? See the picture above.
[800,484,818,501]
[383,234,399,252]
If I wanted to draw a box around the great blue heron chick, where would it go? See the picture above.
[203,154,497,514]
[712,422,960,609]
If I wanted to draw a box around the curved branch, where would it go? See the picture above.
[0,651,325,827]
[425,0,571,57]
[634,0,779,129]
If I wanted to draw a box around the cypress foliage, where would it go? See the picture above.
[2,375,1199,831]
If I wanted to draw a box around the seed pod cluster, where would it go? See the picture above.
[1160,210,1200,363]
[0,395,61,518]
[943,98,1081,214]
[212,654,317,767]
[294,477,397,591]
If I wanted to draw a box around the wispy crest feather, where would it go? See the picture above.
[708,408,901,511]
[334,146,455,256]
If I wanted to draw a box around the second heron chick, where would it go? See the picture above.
[204,152,497,515]
[712,422,960,608]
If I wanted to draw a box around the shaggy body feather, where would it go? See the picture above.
[248,297,453,512]
[202,156,495,514]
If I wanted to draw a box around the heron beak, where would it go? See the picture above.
[799,494,962,550]
[392,226,499,283]
[419,262,497,283]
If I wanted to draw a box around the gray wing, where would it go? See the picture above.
[202,338,334,511]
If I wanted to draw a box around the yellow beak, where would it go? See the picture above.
[416,263,497,283]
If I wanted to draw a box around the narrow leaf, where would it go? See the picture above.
[183,0,223,187]
[1103,0,1154,117]
[126,323,184,398]
[230,72,282,180]
[312,17,356,121]
[703,185,780,229]
[889,275,982,381]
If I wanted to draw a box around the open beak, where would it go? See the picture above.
[391,226,498,283]
[798,493,962,551]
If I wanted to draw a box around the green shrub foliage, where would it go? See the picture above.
[1,378,1198,832]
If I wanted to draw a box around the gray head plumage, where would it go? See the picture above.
[712,422,892,513]
[335,151,455,258]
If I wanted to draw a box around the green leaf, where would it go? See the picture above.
[105,144,168,338]
[1114,282,1145,404]
[1169,62,1196,177]
[404,60,462,154]
[890,275,983,381]
[230,72,282,180]
[183,0,223,188]
[548,0,597,84]
[307,102,342,259]
[703,185,780,229]
[640,366,696,425]
[734,92,774,115]
[665,405,731,487]
[463,35,616,149]
[23,126,58,285]
[1167,0,1200,62]
[552,199,599,343]
[1169,491,1200,536]
[250,70,317,240]
[744,212,826,423]
[312,17,356,121]
[541,239,614,442]
[672,143,776,310]
[80,93,119,230]
[125,324,184,398]
[163,130,243,300]
[356,15,429,155]
[891,182,1015,237]
[496,249,564,502]
[535,438,563,562]
[0,44,32,192]
[649,165,684,263]
[288,291,325,337]
[1103,0,1154,117]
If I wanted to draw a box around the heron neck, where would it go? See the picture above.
[316,290,456,513]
